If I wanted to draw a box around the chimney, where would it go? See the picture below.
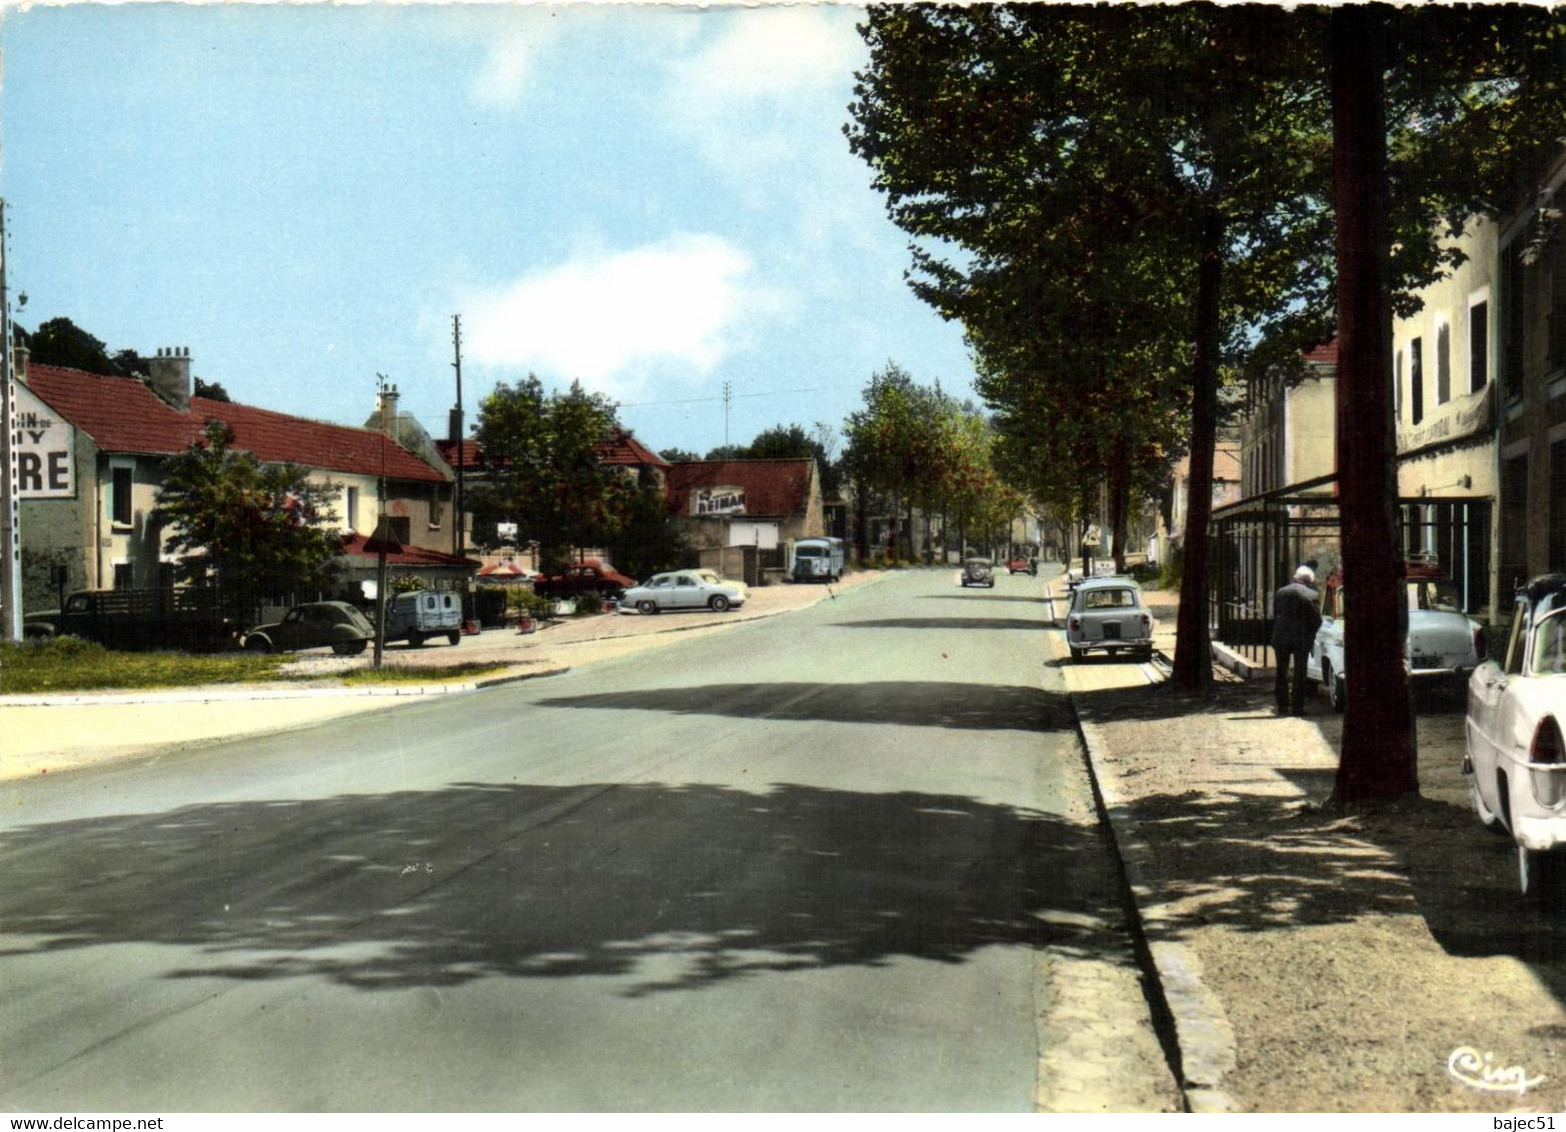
[148,346,192,412]
[13,340,28,383]
[377,382,400,435]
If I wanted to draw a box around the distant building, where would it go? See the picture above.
[663,458,825,582]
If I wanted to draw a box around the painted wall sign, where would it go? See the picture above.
[693,486,746,516]
[14,382,74,498]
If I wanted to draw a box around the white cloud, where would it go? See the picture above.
[682,5,864,100]
[464,234,782,395]
[470,12,567,107]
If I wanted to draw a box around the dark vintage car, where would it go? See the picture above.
[242,601,375,655]
[960,557,995,588]
[532,558,637,601]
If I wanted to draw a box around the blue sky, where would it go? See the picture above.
[1,1,978,458]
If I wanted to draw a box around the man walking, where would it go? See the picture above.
[1273,565,1323,716]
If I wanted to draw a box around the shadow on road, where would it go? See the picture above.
[0,781,1131,996]
[830,617,1047,632]
[537,680,1072,732]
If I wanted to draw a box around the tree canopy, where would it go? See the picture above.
[470,376,634,570]
[155,420,342,615]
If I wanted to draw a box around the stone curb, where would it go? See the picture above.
[0,666,571,708]
[1069,678,1240,1114]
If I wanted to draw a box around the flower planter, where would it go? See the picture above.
[516,617,536,635]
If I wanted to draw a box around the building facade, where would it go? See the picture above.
[15,349,467,613]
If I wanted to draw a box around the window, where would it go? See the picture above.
[112,562,133,590]
[1410,337,1425,424]
[1437,321,1451,405]
[429,483,443,530]
[1470,300,1490,393]
[110,461,134,527]
[1505,600,1530,676]
[1395,350,1404,420]
[344,486,360,533]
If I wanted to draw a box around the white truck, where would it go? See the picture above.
[381,590,463,647]
[790,537,846,583]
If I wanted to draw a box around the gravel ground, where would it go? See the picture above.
[1079,589,1566,1113]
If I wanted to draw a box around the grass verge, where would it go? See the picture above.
[2,639,514,693]
[1,638,291,693]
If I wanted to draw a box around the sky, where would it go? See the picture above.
[0,1,979,460]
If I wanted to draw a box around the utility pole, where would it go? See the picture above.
[722,379,732,448]
[450,314,464,561]
[0,200,21,644]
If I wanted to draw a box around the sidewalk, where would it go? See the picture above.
[1066,586,1566,1113]
[0,571,884,780]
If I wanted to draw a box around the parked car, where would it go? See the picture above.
[1006,557,1038,576]
[381,589,462,647]
[1307,560,1485,712]
[619,569,747,614]
[242,601,374,655]
[1065,576,1156,662]
[960,557,995,587]
[1466,574,1566,898]
[532,558,637,601]
[23,587,234,651]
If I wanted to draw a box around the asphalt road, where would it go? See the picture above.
[0,566,1174,1112]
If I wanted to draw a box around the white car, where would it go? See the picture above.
[1467,576,1566,898]
[1307,563,1485,712]
[1065,576,1155,662]
[619,569,748,614]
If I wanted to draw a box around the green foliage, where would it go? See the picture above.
[611,467,690,581]
[194,377,231,402]
[23,317,148,378]
[509,588,554,618]
[388,574,425,595]
[471,376,634,569]
[154,420,343,615]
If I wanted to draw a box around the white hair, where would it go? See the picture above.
[1294,566,1316,584]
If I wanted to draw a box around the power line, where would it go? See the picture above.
[618,386,825,408]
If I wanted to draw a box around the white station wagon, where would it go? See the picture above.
[1467,575,1566,898]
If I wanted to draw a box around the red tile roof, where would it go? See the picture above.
[21,362,446,483]
[339,533,477,567]
[435,438,487,472]
[664,459,815,517]
[1303,340,1339,366]
[595,430,670,467]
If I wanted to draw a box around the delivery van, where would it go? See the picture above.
[382,589,463,647]
[790,537,845,583]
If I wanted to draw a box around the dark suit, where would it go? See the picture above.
[1272,580,1323,714]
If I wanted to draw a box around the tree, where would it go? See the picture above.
[1325,5,1566,803]
[194,377,232,402]
[155,420,342,616]
[657,447,703,465]
[848,4,1336,690]
[743,422,843,498]
[471,377,632,570]
[23,317,147,377]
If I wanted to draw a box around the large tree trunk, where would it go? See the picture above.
[1171,210,1222,690]
[1331,7,1418,802]
[1110,429,1130,574]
